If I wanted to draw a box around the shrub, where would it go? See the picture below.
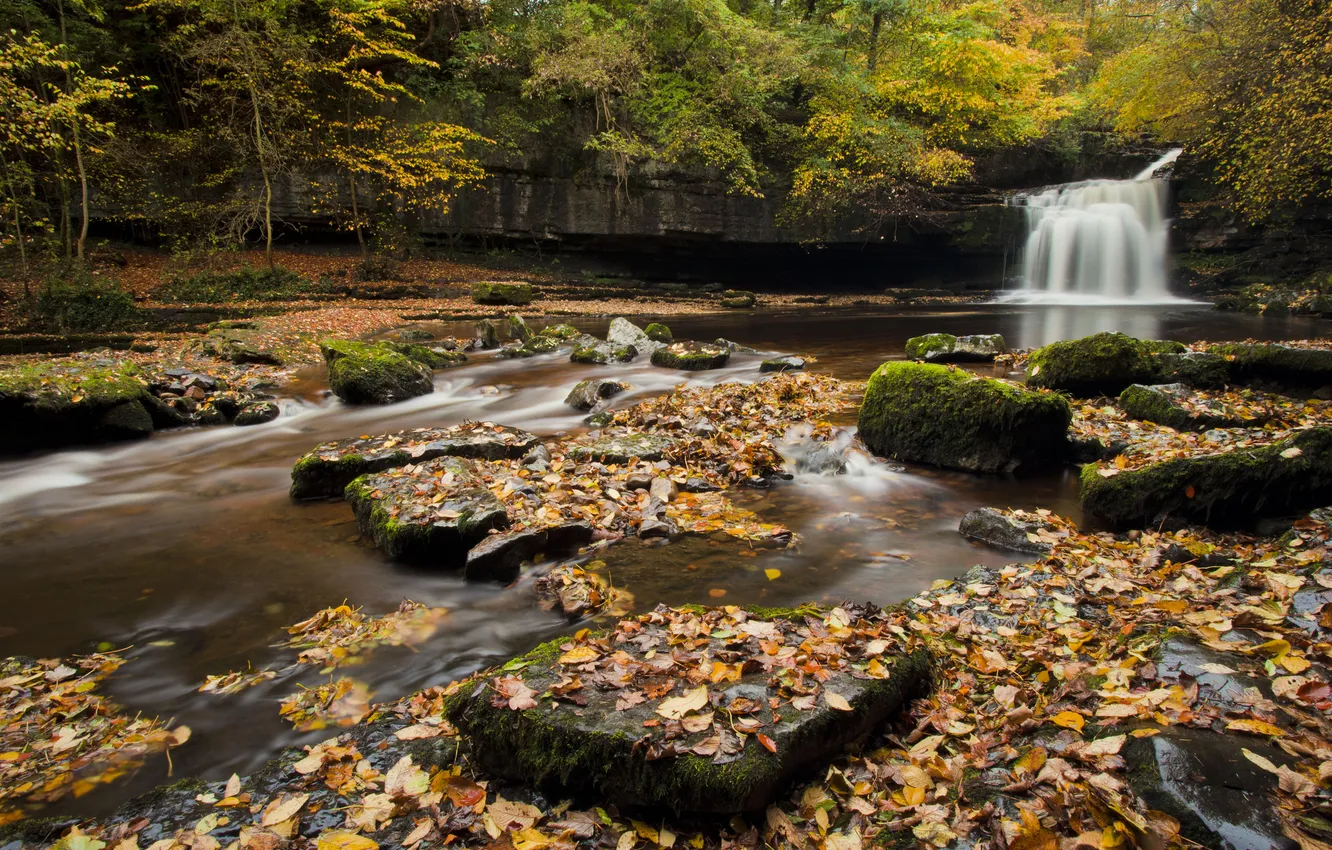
[33,272,138,332]
[157,266,324,303]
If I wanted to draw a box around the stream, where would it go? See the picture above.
[0,301,1320,818]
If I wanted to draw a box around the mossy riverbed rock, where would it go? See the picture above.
[0,359,158,452]
[720,290,757,309]
[1080,427,1332,529]
[290,423,540,500]
[475,319,500,350]
[1118,383,1256,431]
[858,361,1072,474]
[904,333,1008,363]
[645,323,673,343]
[472,282,535,306]
[346,457,510,563]
[499,335,562,358]
[571,343,638,365]
[1208,342,1332,388]
[958,508,1054,554]
[1155,351,1230,390]
[760,356,805,373]
[199,326,285,365]
[651,342,731,371]
[444,606,933,814]
[1026,332,1177,396]
[321,339,433,405]
[509,314,533,343]
[607,318,664,356]
[381,341,467,370]
[568,433,678,465]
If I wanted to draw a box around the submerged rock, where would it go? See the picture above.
[1119,383,1254,431]
[1208,342,1332,388]
[1081,426,1332,529]
[346,457,510,563]
[290,423,540,500]
[761,356,805,373]
[904,333,1008,363]
[1026,332,1166,396]
[958,508,1054,554]
[444,606,933,813]
[321,339,434,405]
[568,433,678,465]
[472,281,535,306]
[858,361,1071,473]
[565,378,628,411]
[1124,727,1297,850]
[651,342,731,371]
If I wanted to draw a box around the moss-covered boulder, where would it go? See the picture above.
[651,342,731,371]
[571,343,637,364]
[200,326,285,365]
[607,318,664,356]
[539,323,583,341]
[233,401,280,426]
[499,336,562,358]
[904,333,1008,363]
[1026,332,1165,396]
[476,319,500,350]
[565,378,628,411]
[720,290,757,309]
[1118,384,1255,431]
[346,457,510,563]
[568,433,678,464]
[444,605,932,813]
[1207,343,1332,387]
[1156,352,1230,390]
[290,423,540,500]
[321,339,434,404]
[381,342,468,370]
[1080,427,1332,529]
[509,314,533,343]
[472,282,535,306]
[645,323,673,343]
[0,359,158,452]
[858,361,1071,474]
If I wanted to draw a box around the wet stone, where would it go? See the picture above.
[958,508,1055,555]
[290,422,540,500]
[760,356,805,373]
[444,606,934,814]
[565,378,628,411]
[345,457,510,565]
[1155,636,1270,709]
[463,522,595,583]
[607,317,664,356]
[904,333,1007,363]
[233,401,280,427]
[651,342,731,371]
[1119,383,1255,431]
[1124,726,1297,850]
[568,433,678,465]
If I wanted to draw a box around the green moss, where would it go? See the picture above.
[381,342,468,369]
[720,296,755,309]
[1155,352,1231,390]
[290,452,376,500]
[650,344,730,370]
[345,465,508,563]
[1207,343,1332,387]
[509,315,533,342]
[1080,427,1332,529]
[540,323,582,340]
[1119,385,1191,430]
[858,361,1071,474]
[1142,340,1188,355]
[1026,332,1161,396]
[645,323,673,343]
[472,282,535,306]
[904,333,956,361]
[0,359,156,451]
[158,266,321,303]
[322,340,434,405]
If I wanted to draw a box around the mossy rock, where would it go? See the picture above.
[381,342,468,370]
[499,336,562,358]
[645,323,673,343]
[1026,332,1163,396]
[607,318,664,355]
[0,359,158,452]
[476,320,500,350]
[201,327,285,366]
[444,610,933,814]
[540,323,583,341]
[1207,343,1332,388]
[565,378,628,411]
[509,314,533,343]
[904,333,1007,363]
[720,295,756,309]
[233,401,280,427]
[472,282,535,306]
[858,361,1071,474]
[568,433,678,464]
[291,424,540,500]
[1118,384,1253,431]
[1155,352,1230,390]
[345,457,510,563]
[651,342,731,371]
[321,339,434,405]
[1080,427,1332,529]
[760,356,805,373]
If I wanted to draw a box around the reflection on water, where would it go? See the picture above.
[0,301,1315,818]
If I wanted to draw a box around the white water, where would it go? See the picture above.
[1003,148,1189,305]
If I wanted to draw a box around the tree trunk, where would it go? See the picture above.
[0,149,30,292]
[804,0,816,21]
[868,11,882,70]
[346,95,366,260]
[249,79,274,268]
[57,0,89,261]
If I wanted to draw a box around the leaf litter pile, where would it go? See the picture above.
[18,502,1332,850]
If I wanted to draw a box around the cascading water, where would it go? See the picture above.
[1004,148,1185,304]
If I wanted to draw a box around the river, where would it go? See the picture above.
[0,301,1317,818]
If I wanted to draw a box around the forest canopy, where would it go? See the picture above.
[0,0,1328,263]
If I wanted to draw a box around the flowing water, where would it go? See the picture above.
[1007,149,1185,304]
[0,302,1318,818]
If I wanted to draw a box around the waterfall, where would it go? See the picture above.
[1004,148,1185,304]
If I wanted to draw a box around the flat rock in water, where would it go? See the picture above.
[463,522,595,583]
[905,333,1007,363]
[291,423,540,500]
[651,342,731,371]
[345,457,510,563]
[444,605,933,813]
[565,378,628,411]
[567,433,678,465]
[760,356,805,373]
[1124,726,1297,850]
[958,508,1055,554]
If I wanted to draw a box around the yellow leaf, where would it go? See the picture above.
[824,691,853,711]
[656,685,709,719]
[558,645,599,665]
[316,831,379,850]
[1050,711,1085,732]
[1280,656,1312,674]
[764,569,781,580]
[1226,719,1286,737]
[511,828,551,850]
